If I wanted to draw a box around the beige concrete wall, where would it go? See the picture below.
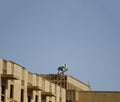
[14,64,22,78]
[28,71,33,85]
[0,59,3,102]
[67,75,91,91]
[54,85,66,102]
[25,70,28,84]
[45,82,56,102]
[27,73,42,102]
[0,76,1,102]
[51,83,55,94]
[61,88,66,102]
[0,59,27,102]
[7,61,13,74]
[0,59,3,74]
[44,80,50,92]
[45,80,52,102]
[23,84,28,102]
[51,96,55,102]
[32,91,41,102]
[33,74,37,86]
[35,74,42,88]
[66,90,79,102]
[78,91,120,102]
[14,80,21,101]
[0,58,7,74]
[38,91,42,102]
[55,85,60,102]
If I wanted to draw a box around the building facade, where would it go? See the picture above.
[39,74,91,102]
[0,58,66,102]
[1,58,120,102]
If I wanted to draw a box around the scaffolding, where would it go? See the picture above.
[39,74,67,89]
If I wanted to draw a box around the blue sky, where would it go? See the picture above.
[0,0,120,91]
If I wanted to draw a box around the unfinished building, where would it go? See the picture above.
[39,74,91,102]
[0,58,120,102]
[0,58,90,102]
[0,58,66,102]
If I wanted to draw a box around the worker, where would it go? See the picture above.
[58,64,66,74]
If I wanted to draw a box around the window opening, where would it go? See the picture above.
[1,85,5,102]
[10,84,14,98]
[21,89,24,102]
[35,95,38,102]
[41,96,46,102]
[28,96,31,102]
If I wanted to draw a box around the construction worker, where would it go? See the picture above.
[58,64,66,74]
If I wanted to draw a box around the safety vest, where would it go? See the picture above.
[60,64,65,68]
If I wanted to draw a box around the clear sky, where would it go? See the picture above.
[0,0,120,91]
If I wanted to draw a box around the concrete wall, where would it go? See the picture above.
[55,85,66,102]
[67,75,91,91]
[0,59,3,74]
[78,91,120,102]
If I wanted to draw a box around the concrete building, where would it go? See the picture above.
[0,58,90,102]
[0,58,120,102]
[0,58,66,102]
[39,74,91,102]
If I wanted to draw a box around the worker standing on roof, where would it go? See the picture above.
[58,64,67,74]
